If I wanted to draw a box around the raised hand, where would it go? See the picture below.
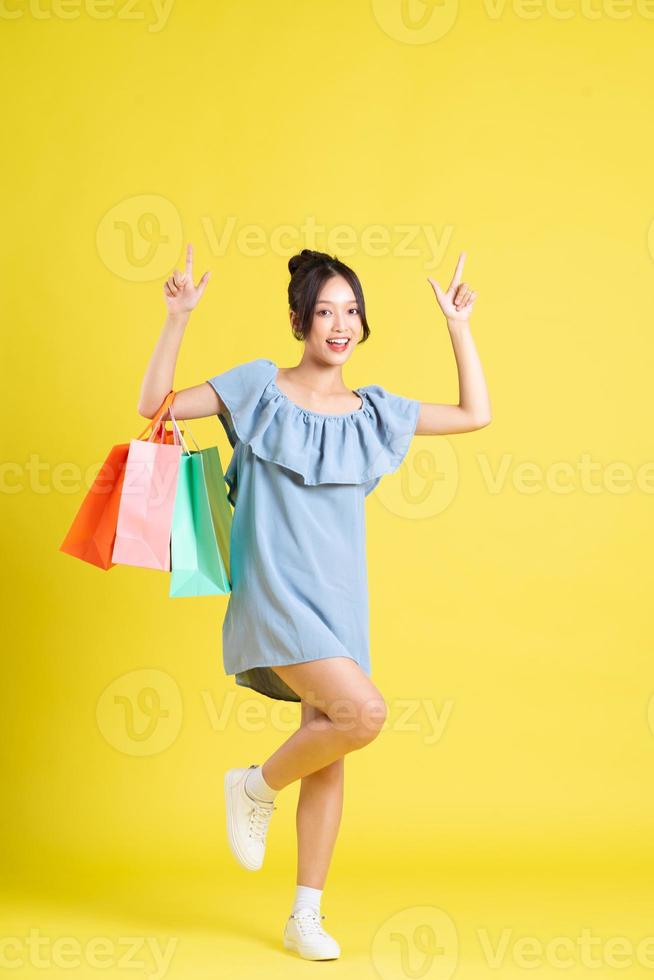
[163,243,211,315]
[427,252,477,322]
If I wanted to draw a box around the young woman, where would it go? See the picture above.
[138,244,491,961]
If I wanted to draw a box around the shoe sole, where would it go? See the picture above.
[283,936,340,960]
[224,769,262,872]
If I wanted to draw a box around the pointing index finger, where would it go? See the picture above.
[448,251,466,292]
[185,242,194,278]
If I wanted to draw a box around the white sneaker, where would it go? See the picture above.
[224,765,277,871]
[283,908,341,960]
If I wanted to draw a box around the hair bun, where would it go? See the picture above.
[288,249,330,277]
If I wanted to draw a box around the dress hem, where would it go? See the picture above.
[228,652,371,703]
[206,364,421,493]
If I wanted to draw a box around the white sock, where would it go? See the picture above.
[292,884,322,915]
[244,764,277,803]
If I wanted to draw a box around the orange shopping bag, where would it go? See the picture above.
[59,392,177,570]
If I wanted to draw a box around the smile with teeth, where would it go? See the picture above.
[326,337,350,350]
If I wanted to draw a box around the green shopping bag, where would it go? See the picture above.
[168,409,232,598]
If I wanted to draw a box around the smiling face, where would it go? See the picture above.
[291,274,363,364]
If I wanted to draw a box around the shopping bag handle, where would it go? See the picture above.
[135,391,177,441]
[169,404,201,455]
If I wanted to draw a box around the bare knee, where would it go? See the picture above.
[300,703,345,780]
[274,660,388,748]
[333,696,388,749]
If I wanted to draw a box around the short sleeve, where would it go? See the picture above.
[206,358,277,449]
[359,385,421,494]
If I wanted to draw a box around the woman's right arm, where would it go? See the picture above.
[137,243,225,421]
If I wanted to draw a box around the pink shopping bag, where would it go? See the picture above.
[111,392,182,572]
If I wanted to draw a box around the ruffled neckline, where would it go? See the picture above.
[267,376,367,420]
[209,357,420,501]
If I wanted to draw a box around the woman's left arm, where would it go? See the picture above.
[415,252,492,435]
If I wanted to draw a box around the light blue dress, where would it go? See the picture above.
[206,358,420,702]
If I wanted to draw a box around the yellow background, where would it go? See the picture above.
[3,1,653,977]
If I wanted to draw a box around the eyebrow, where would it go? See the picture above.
[315,299,359,305]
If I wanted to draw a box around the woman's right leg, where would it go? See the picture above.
[294,702,344,891]
[261,656,387,791]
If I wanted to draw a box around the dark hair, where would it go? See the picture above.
[287,249,370,344]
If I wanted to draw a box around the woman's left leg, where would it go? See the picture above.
[295,700,344,889]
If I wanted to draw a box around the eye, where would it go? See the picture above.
[349,307,360,315]
[316,309,330,317]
